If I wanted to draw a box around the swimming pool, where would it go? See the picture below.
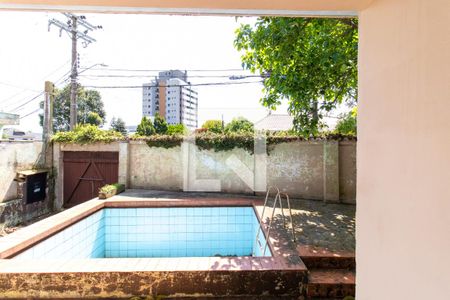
[13,207,270,259]
[0,196,307,298]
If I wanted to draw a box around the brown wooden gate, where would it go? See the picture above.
[63,151,119,208]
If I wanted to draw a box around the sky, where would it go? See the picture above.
[0,12,291,133]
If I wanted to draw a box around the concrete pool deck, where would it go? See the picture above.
[0,191,307,298]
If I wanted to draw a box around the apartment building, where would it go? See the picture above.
[142,70,198,129]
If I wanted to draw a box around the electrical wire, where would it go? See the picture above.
[42,59,71,80]
[79,74,265,79]
[198,107,263,110]
[0,60,70,108]
[0,81,40,93]
[9,71,71,113]
[84,67,248,73]
[0,89,33,107]
[84,80,264,89]
[19,107,41,119]
[10,92,45,112]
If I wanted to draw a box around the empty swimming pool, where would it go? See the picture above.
[13,207,271,259]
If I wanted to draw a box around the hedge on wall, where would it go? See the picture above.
[51,124,123,144]
[52,125,355,153]
[131,132,356,154]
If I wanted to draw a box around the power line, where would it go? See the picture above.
[0,90,33,107]
[20,107,41,119]
[0,61,70,107]
[54,70,72,87]
[0,81,40,93]
[85,67,248,73]
[79,74,266,79]
[198,107,263,110]
[42,60,71,80]
[83,80,264,89]
[10,92,45,112]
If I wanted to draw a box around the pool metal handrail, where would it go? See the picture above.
[254,186,279,256]
[254,187,296,256]
[279,192,296,243]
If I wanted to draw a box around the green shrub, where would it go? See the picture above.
[202,120,223,133]
[134,131,355,154]
[144,134,184,149]
[167,124,188,135]
[136,117,155,136]
[335,107,357,136]
[153,113,168,134]
[195,132,255,153]
[52,124,123,144]
[99,183,125,194]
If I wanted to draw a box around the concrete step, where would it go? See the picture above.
[297,245,355,269]
[306,269,355,299]
[301,255,355,269]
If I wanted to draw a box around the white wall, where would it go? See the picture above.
[357,0,450,298]
[0,141,44,202]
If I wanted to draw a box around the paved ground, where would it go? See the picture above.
[260,197,356,252]
[0,211,57,237]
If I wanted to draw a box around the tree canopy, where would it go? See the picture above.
[153,113,168,134]
[85,112,103,126]
[110,117,127,136]
[234,17,358,136]
[40,84,106,132]
[225,117,254,133]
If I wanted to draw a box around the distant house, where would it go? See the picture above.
[0,112,19,126]
[1,128,35,141]
[125,125,137,135]
[254,113,294,131]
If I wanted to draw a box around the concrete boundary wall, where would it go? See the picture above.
[0,141,52,227]
[54,140,356,208]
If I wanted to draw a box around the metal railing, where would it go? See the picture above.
[253,187,296,256]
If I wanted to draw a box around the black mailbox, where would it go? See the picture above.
[15,170,48,204]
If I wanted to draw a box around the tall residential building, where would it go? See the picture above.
[142,70,198,129]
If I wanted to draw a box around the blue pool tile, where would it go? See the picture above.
[14,206,271,260]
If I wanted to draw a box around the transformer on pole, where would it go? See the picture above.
[48,13,102,130]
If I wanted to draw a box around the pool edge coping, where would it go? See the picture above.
[0,197,306,273]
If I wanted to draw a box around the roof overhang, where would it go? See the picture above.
[0,0,374,16]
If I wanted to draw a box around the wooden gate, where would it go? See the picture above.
[63,151,119,208]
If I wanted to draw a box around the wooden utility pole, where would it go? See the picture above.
[69,15,78,130]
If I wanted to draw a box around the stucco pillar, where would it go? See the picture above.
[118,142,129,188]
[323,140,339,202]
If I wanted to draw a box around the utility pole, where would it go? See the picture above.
[48,13,102,130]
[70,15,78,130]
